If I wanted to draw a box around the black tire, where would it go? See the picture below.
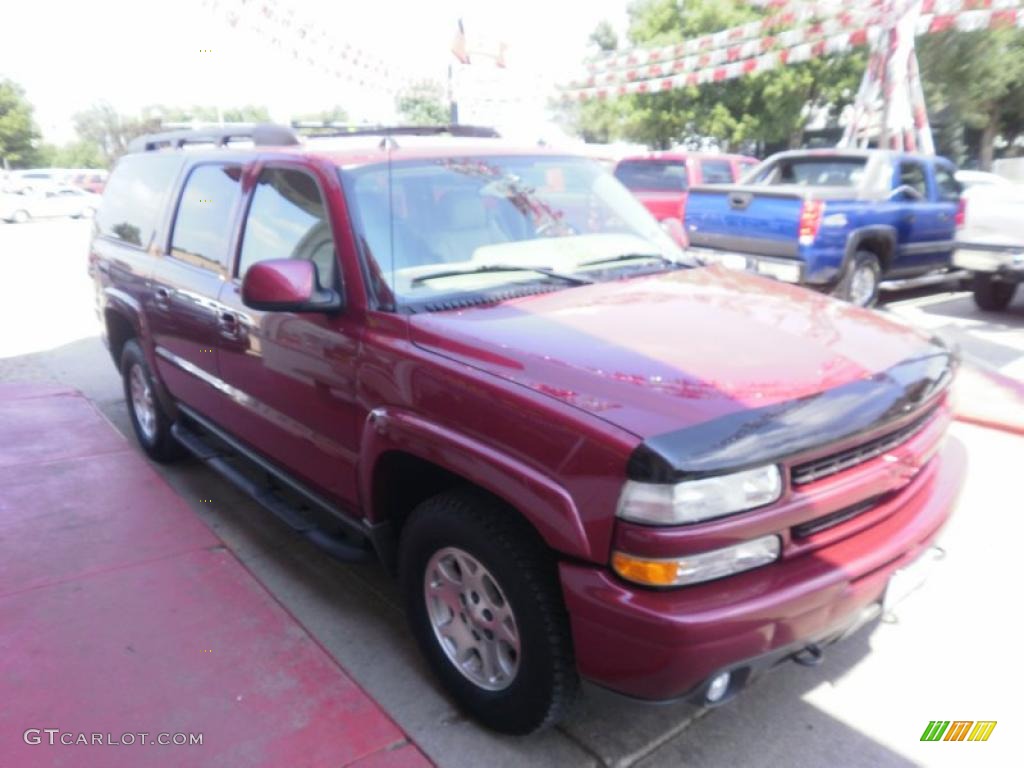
[972,274,1017,312]
[399,488,579,734]
[834,250,881,307]
[120,339,185,462]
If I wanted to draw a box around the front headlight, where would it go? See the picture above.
[616,465,783,525]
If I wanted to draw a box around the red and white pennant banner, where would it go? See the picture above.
[569,1,1024,101]
[203,0,416,91]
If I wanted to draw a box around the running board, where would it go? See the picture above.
[171,421,374,564]
[880,269,969,292]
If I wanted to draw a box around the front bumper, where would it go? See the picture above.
[559,437,966,701]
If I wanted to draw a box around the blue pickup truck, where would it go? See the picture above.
[683,149,963,306]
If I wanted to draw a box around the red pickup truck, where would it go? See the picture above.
[90,125,964,735]
[614,151,759,222]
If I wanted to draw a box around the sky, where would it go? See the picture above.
[1,0,630,144]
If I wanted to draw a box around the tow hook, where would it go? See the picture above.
[792,643,824,667]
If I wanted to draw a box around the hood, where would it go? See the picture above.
[409,266,950,441]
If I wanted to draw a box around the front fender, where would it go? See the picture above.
[357,407,592,560]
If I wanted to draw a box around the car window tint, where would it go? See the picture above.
[899,162,928,199]
[934,166,961,202]
[96,153,184,248]
[238,168,336,289]
[169,164,242,271]
[757,158,866,186]
[613,160,689,192]
[700,160,734,184]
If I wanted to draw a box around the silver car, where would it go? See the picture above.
[0,185,101,223]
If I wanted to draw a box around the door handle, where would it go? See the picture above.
[155,287,171,300]
[218,311,240,337]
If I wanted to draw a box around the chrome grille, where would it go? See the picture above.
[791,407,937,485]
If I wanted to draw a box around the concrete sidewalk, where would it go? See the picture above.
[0,382,430,768]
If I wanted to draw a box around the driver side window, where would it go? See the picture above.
[898,162,928,200]
[238,167,337,290]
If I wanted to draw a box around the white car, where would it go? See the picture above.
[0,185,101,223]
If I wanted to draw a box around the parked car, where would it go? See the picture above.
[683,149,963,306]
[0,184,100,223]
[70,170,108,195]
[955,169,1016,190]
[953,179,1024,311]
[613,152,759,222]
[91,125,964,734]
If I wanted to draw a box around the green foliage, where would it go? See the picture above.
[589,20,619,53]
[0,79,42,168]
[36,140,106,169]
[72,103,160,165]
[564,0,866,151]
[293,105,350,125]
[918,28,1024,168]
[396,81,449,125]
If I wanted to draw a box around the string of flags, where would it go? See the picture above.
[567,0,1024,101]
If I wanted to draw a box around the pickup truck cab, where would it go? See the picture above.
[90,126,964,734]
[684,149,963,306]
[614,152,758,223]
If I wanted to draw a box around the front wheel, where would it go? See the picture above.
[835,251,881,307]
[11,209,30,224]
[972,274,1017,312]
[399,489,579,734]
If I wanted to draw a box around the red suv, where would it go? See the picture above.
[614,152,759,222]
[90,125,964,735]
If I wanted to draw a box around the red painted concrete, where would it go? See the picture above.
[0,384,430,768]
[953,365,1024,436]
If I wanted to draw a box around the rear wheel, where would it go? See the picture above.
[120,339,185,462]
[399,488,579,734]
[11,209,29,224]
[835,251,881,307]
[972,274,1017,312]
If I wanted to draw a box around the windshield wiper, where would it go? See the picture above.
[578,253,679,268]
[411,264,593,286]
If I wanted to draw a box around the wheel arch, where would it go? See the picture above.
[359,408,592,572]
[844,226,896,274]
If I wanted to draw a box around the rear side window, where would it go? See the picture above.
[899,162,928,199]
[934,166,961,202]
[169,164,243,271]
[756,158,866,187]
[614,160,688,192]
[238,168,336,289]
[700,159,734,184]
[96,154,183,247]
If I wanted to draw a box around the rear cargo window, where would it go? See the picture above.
[95,154,183,248]
[614,160,689,192]
[756,157,866,187]
[700,159,734,184]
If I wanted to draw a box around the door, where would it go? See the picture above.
[893,160,952,273]
[149,162,243,414]
[215,164,362,507]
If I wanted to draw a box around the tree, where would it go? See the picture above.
[293,105,350,125]
[396,81,448,125]
[0,79,42,168]
[589,20,619,52]
[37,140,107,169]
[918,28,1024,169]
[72,103,160,165]
[563,0,865,151]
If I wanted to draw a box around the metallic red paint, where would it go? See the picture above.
[241,259,317,307]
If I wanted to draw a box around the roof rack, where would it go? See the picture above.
[127,123,301,153]
[295,124,500,139]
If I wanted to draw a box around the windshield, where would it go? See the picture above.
[339,154,686,308]
[614,160,689,191]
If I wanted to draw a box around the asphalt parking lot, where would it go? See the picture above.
[2,219,1021,767]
